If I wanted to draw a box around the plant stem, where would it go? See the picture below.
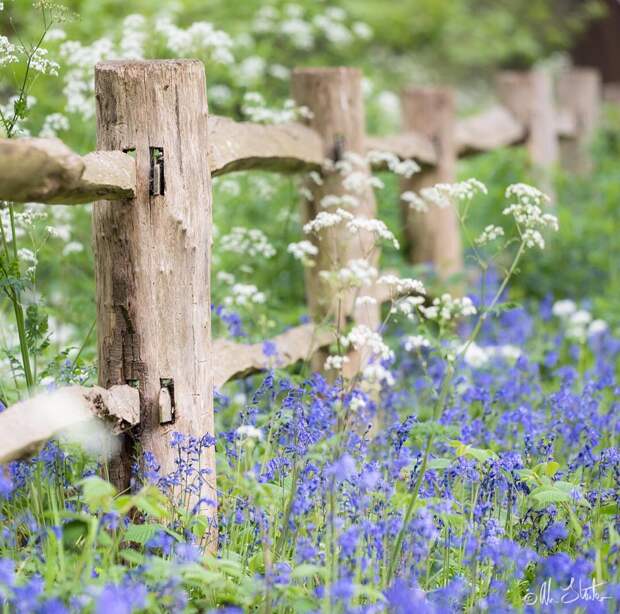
[386,240,526,584]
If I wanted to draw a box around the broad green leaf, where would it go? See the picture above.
[78,476,117,511]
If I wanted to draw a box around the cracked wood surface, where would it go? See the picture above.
[0,385,139,464]
[0,138,135,204]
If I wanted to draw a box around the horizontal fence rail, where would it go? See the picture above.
[0,104,583,204]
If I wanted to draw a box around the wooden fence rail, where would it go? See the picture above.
[0,60,605,536]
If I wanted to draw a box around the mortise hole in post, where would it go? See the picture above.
[126,378,140,389]
[159,378,175,425]
[330,135,346,162]
[149,147,165,196]
[122,147,136,159]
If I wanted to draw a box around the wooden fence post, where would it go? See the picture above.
[292,68,380,370]
[400,86,462,282]
[496,70,558,196]
[557,67,601,175]
[94,61,216,518]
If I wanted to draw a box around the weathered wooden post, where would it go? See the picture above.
[292,68,380,371]
[557,67,601,175]
[94,61,216,518]
[496,70,558,196]
[400,86,462,282]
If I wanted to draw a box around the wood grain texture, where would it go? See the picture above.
[455,106,526,156]
[208,116,323,175]
[400,87,463,281]
[557,68,601,174]
[292,67,380,373]
[213,324,334,387]
[94,61,216,521]
[0,385,139,464]
[0,138,135,203]
[496,70,558,196]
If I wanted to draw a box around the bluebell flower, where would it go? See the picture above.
[95,582,147,614]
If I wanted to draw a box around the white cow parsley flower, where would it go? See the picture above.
[475,225,505,245]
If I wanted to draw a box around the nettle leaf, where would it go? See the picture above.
[119,548,146,566]
[528,486,571,506]
[123,522,163,545]
[78,476,117,511]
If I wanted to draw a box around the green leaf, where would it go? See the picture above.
[132,485,170,520]
[62,518,90,551]
[599,502,619,515]
[290,564,328,580]
[428,458,452,470]
[78,476,117,510]
[528,485,571,506]
[119,548,146,566]
[123,522,163,545]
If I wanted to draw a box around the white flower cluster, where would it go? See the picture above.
[390,295,426,318]
[475,224,505,245]
[0,35,17,67]
[403,335,431,351]
[346,216,399,249]
[361,362,395,390]
[419,294,477,322]
[366,150,420,178]
[1,205,47,241]
[401,191,429,213]
[303,205,399,250]
[340,325,394,362]
[355,295,377,307]
[319,194,359,209]
[242,92,312,124]
[287,240,318,266]
[155,16,234,63]
[39,113,69,138]
[220,227,276,259]
[420,178,488,209]
[235,424,263,441]
[28,47,60,76]
[223,283,266,308]
[319,259,377,289]
[551,300,608,341]
[325,354,349,371]
[120,14,147,60]
[60,38,115,119]
[502,183,558,250]
[461,342,521,368]
[303,209,349,234]
[378,275,427,297]
[323,152,384,195]
[252,4,372,51]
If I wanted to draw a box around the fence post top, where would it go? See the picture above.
[96,59,204,71]
[401,85,454,99]
[292,66,362,79]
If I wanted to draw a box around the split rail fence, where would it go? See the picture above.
[0,60,608,521]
